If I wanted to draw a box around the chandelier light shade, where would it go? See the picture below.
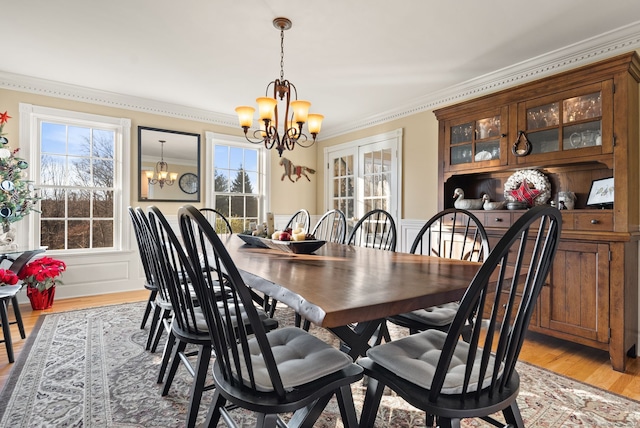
[236,17,324,157]
[145,140,177,188]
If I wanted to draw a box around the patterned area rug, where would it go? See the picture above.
[0,302,638,427]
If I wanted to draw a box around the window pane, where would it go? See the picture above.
[41,220,66,250]
[68,126,91,156]
[214,145,229,169]
[41,123,67,154]
[246,171,257,193]
[69,158,90,186]
[244,150,258,172]
[40,188,65,217]
[229,147,243,169]
[68,220,90,249]
[215,195,230,217]
[246,196,259,217]
[93,190,113,217]
[93,220,114,247]
[69,189,90,217]
[230,195,244,217]
[214,170,230,192]
[92,159,114,187]
[93,129,115,159]
[41,155,66,186]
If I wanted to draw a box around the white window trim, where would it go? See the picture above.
[323,128,403,222]
[205,132,271,219]
[19,103,131,253]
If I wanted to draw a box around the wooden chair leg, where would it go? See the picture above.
[503,402,525,428]
[336,384,359,428]
[0,299,14,363]
[358,376,384,428]
[10,296,25,339]
[140,289,157,329]
[186,345,212,428]
[162,340,186,396]
[204,389,226,427]
[146,305,161,350]
[150,310,170,353]
[157,331,176,383]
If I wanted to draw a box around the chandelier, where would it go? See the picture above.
[145,140,177,188]
[235,17,324,157]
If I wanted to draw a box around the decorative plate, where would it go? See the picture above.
[503,169,551,206]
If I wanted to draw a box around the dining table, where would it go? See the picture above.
[223,235,482,359]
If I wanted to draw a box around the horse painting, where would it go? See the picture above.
[280,157,316,182]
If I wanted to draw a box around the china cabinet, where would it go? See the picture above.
[435,52,640,372]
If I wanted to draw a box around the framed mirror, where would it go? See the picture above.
[138,126,201,202]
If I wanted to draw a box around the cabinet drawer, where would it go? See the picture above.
[574,212,613,231]
[484,212,511,228]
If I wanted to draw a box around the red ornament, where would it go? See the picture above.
[508,180,541,207]
[0,111,10,125]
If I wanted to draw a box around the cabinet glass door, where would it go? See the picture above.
[519,82,610,161]
[448,116,501,167]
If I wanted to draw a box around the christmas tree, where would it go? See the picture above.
[0,111,39,233]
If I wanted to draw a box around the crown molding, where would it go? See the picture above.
[322,21,640,139]
[2,21,639,140]
[0,72,239,129]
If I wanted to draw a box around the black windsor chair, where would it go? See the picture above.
[146,206,278,428]
[0,250,43,363]
[199,207,233,234]
[387,208,490,338]
[311,209,347,243]
[357,205,562,428]
[346,209,397,251]
[178,205,364,428]
[129,207,172,352]
[284,208,310,233]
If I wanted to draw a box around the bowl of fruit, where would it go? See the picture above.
[268,226,326,254]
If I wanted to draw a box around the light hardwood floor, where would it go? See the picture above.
[1,290,639,401]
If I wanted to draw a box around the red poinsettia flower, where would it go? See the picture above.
[0,268,18,286]
[0,111,10,125]
[18,257,66,292]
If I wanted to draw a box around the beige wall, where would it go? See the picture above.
[315,111,440,221]
[0,87,317,218]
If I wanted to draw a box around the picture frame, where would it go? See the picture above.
[138,127,200,202]
[586,177,614,208]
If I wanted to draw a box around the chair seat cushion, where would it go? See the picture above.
[238,326,354,392]
[0,284,21,298]
[365,329,502,394]
[398,302,459,327]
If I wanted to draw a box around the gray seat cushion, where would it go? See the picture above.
[400,301,460,327]
[235,326,354,392]
[364,329,503,394]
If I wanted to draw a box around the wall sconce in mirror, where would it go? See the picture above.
[138,127,200,202]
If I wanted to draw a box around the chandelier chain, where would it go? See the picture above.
[280,27,285,81]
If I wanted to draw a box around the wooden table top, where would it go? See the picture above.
[224,235,481,328]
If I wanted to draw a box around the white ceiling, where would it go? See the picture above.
[3,0,640,139]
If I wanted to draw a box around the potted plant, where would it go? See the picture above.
[18,257,66,310]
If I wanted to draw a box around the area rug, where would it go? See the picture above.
[0,302,638,427]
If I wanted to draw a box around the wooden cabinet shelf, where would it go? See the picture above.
[435,52,640,372]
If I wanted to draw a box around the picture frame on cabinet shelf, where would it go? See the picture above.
[586,177,614,208]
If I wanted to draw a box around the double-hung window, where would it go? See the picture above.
[20,104,130,252]
[206,132,268,233]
